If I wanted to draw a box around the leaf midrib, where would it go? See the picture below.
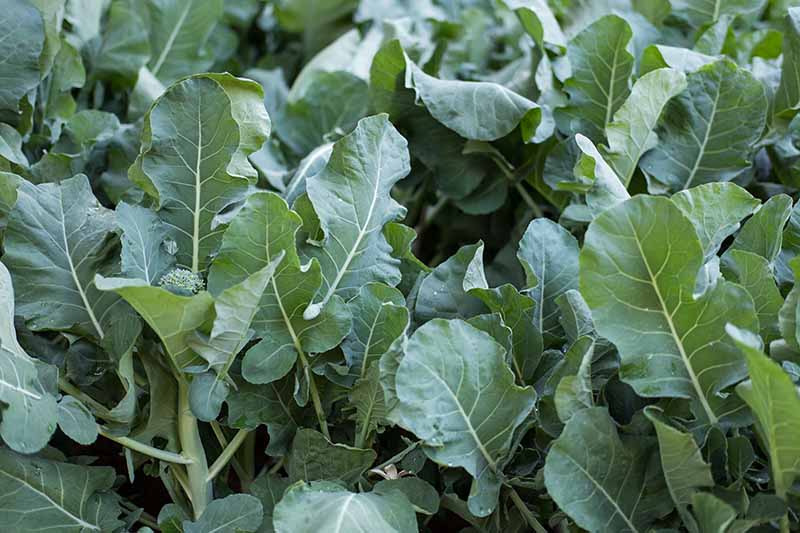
[150,0,193,77]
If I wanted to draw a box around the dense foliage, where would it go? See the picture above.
[2,0,800,531]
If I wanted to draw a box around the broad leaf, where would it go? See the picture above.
[287,428,376,486]
[0,0,43,112]
[0,448,123,531]
[3,174,123,340]
[556,15,633,141]
[272,480,418,533]
[641,59,768,192]
[544,407,670,533]
[183,494,263,533]
[393,318,535,516]
[249,472,290,533]
[580,195,758,424]
[415,242,487,322]
[117,202,176,284]
[730,194,793,265]
[302,114,410,318]
[130,74,269,272]
[57,395,99,445]
[721,250,783,343]
[774,7,800,119]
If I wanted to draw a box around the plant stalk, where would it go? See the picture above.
[98,427,194,465]
[297,350,330,440]
[508,487,548,533]
[207,428,249,483]
[177,380,211,519]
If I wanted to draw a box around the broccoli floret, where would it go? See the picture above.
[159,268,205,295]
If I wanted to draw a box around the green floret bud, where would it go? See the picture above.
[159,268,205,295]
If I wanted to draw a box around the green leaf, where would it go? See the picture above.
[775,8,800,119]
[183,494,263,533]
[641,60,768,192]
[302,114,410,319]
[130,74,269,272]
[0,123,28,167]
[573,133,630,216]
[146,0,223,84]
[93,0,151,85]
[117,202,176,284]
[406,60,542,142]
[415,242,487,322]
[553,337,594,422]
[644,406,713,520]
[580,196,758,424]
[342,282,408,379]
[0,0,43,112]
[730,194,793,265]
[249,472,290,533]
[671,0,766,27]
[3,175,124,340]
[503,0,566,50]
[0,448,123,531]
[720,250,783,343]
[671,182,760,262]
[374,477,440,515]
[639,45,716,76]
[393,318,536,516]
[604,68,688,187]
[286,428,377,486]
[555,15,634,141]
[544,407,670,533]
[0,261,57,453]
[517,218,579,344]
[95,276,214,369]
[691,492,737,533]
[349,363,388,447]
[208,191,351,384]
[272,480,418,533]
[731,325,800,500]
[57,395,98,446]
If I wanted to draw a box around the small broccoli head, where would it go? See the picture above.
[159,268,205,295]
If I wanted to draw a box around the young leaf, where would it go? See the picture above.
[580,196,758,424]
[57,395,99,446]
[117,202,176,284]
[302,114,410,319]
[287,428,376,486]
[393,319,536,516]
[729,194,793,265]
[415,242,487,322]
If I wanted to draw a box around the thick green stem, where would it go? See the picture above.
[240,432,256,491]
[207,428,249,483]
[98,428,193,465]
[297,350,330,440]
[177,381,211,519]
[514,182,544,218]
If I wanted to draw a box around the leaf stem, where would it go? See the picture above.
[98,427,194,465]
[508,487,548,533]
[58,378,113,419]
[207,428,250,483]
[514,182,543,217]
[297,350,331,439]
[119,500,160,530]
[375,441,420,471]
[268,457,285,475]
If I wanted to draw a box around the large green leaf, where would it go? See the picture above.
[0,261,57,453]
[555,15,633,141]
[544,407,670,533]
[603,68,687,187]
[580,195,758,424]
[302,114,410,318]
[0,0,43,112]
[393,319,535,516]
[3,174,124,340]
[641,59,768,192]
[130,74,269,272]
[208,191,351,384]
[286,428,376,486]
[146,0,223,84]
[0,448,123,531]
[272,480,418,533]
[731,326,800,500]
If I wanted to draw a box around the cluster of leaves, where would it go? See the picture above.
[3,0,800,532]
